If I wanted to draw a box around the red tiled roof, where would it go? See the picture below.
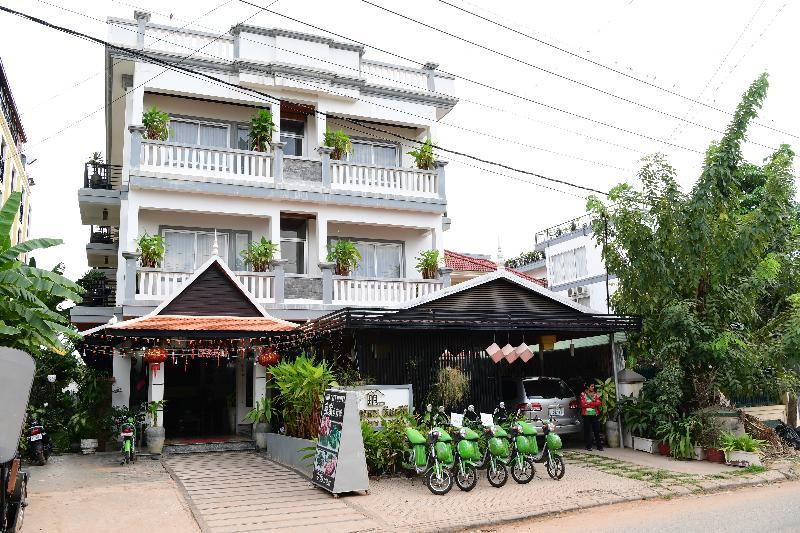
[445,250,547,287]
[110,315,297,332]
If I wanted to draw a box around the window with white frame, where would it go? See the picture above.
[350,140,399,167]
[548,246,588,286]
[162,228,249,272]
[168,118,229,148]
[280,218,308,275]
[332,239,403,278]
[280,119,304,156]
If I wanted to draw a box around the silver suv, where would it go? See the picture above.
[514,377,581,435]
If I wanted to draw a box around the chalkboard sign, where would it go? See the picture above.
[311,389,369,495]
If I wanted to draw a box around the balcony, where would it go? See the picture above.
[79,162,122,226]
[129,134,446,205]
[134,267,442,307]
[84,162,122,190]
[534,213,594,248]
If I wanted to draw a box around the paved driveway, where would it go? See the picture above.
[164,452,380,532]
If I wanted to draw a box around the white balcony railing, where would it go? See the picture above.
[332,277,442,305]
[137,269,275,302]
[330,161,438,197]
[139,140,273,181]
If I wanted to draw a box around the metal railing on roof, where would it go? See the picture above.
[534,213,595,245]
[84,162,123,190]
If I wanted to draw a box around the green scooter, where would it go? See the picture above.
[507,418,537,484]
[473,424,511,487]
[531,416,565,480]
[452,426,481,491]
[402,425,454,495]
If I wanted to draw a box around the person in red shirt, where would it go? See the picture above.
[580,382,603,451]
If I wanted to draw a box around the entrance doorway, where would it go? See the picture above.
[164,360,236,438]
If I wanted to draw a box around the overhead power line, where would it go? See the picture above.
[361,0,780,151]
[0,4,615,198]
[236,0,706,154]
[438,0,799,140]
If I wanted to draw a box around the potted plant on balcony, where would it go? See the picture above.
[240,237,279,272]
[327,239,361,276]
[145,400,167,455]
[247,395,274,450]
[249,109,276,152]
[142,106,170,141]
[407,138,436,170]
[137,233,165,268]
[323,129,353,160]
[77,269,109,306]
[415,249,441,280]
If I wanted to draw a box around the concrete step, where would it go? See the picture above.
[163,440,256,455]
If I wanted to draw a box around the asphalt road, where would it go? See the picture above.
[487,479,800,533]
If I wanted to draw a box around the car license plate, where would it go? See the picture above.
[549,408,564,416]
[30,434,42,441]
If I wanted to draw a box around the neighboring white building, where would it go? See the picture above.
[72,11,458,328]
[531,214,617,313]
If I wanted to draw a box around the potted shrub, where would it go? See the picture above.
[137,233,165,268]
[270,354,335,439]
[622,398,658,453]
[408,138,436,170]
[695,412,724,462]
[719,432,765,467]
[323,129,353,160]
[145,400,166,455]
[415,249,441,280]
[69,411,98,454]
[247,395,274,450]
[240,237,279,272]
[656,416,696,460]
[142,106,170,141]
[595,377,619,448]
[249,109,276,152]
[327,240,361,276]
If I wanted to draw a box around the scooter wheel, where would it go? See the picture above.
[125,450,132,464]
[36,449,45,467]
[546,455,565,480]
[487,463,508,488]
[425,468,454,495]
[455,463,478,492]
[511,457,535,484]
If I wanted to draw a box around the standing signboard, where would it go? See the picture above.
[0,347,36,463]
[311,389,369,495]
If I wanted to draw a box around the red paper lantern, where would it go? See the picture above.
[258,347,280,367]
[144,346,167,378]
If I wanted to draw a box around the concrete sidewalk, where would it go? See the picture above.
[580,447,738,475]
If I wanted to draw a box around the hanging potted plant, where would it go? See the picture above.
[137,233,165,268]
[247,395,274,450]
[327,240,361,276]
[142,106,170,141]
[407,138,436,170]
[415,249,441,280]
[249,109,276,152]
[240,237,279,272]
[145,400,166,455]
[323,129,353,160]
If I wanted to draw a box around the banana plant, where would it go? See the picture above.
[0,191,83,352]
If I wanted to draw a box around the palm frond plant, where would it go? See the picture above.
[0,192,83,352]
[137,233,165,268]
[146,400,166,427]
[323,129,353,160]
[407,138,436,170]
[240,237,279,272]
[247,395,274,424]
[327,240,361,276]
[594,377,617,425]
[415,249,441,280]
[249,109,276,152]
[269,354,335,439]
[142,106,170,141]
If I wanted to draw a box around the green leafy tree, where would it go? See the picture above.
[586,73,799,410]
[0,191,83,352]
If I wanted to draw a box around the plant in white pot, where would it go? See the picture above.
[595,378,619,447]
[620,396,658,453]
[719,431,765,467]
[247,395,274,450]
[145,400,166,455]
[69,411,98,454]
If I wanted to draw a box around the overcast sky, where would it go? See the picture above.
[1,0,798,279]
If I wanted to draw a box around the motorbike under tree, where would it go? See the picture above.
[530,416,565,480]
[26,420,51,466]
[120,418,136,465]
